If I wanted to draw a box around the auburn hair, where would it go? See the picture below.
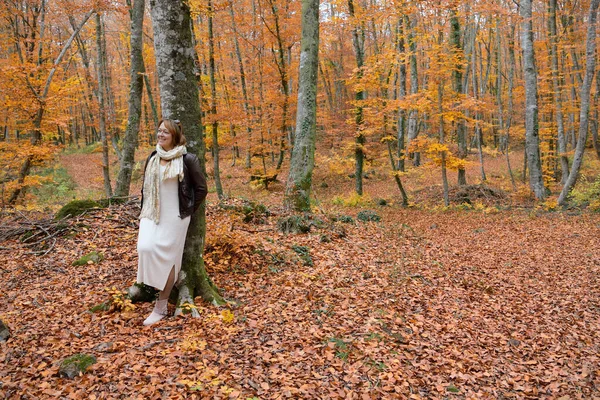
[159,119,186,146]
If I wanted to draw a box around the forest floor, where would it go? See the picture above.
[1,147,600,398]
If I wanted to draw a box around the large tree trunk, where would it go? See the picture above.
[284,0,319,211]
[96,13,113,198]
[208,0,224,200]
[520,0,547,200]
[348,0,366,195]
[115,0,145,197]
[558,0,600,205]
[149,0,225,312]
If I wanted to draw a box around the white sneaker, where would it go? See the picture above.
[143,299,168,326]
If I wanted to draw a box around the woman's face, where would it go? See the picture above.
[157,122,174,151]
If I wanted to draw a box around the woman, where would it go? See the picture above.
[137,119,207,326]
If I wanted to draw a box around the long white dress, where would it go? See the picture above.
[137,165,191,291]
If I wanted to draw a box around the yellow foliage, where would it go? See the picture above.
[317,153,354,176]
[332,193,371,207]
[105,287,136,313]
[221,309,235,325]
[179,334,207,352]
[541,199,559,212]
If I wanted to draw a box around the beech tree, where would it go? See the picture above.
[520,0,546,200]
[284,0,320,211]
[149,0,224,313]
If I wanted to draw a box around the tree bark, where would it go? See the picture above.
[284,0,319,211]
[348,0,365,195]
[591,69,600,160]
[96,13,113,198]
[558,0,600,205]
[396,19,407,172]
[266,0,290,171]
[228,2,254,169]
[520,0,547,200]
[115,0,145,197]
[549,0,569,184]
[149,0,225,312]
[208,0,224,200]
[450,9,467,185]
[406,15,419,166]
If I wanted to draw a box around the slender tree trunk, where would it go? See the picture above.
[549,0,569,184]
[397,19,407,172]
[149,0,224,311]
[228,2,254,169]
[115,0,145,197]
[406,15,420,166]
[450,9,467,185]
[558,0,600,205]
[143,74,160,130]
[96,13,112,198]
[520,0,547,200]
[592,69,600,160]
[439,81,449,207]
[208,0,223,200]
[473,23,486,182]
[284,0,319,211]
[503,22,517,190]
[348,0,365,195]
[267,0,290,171]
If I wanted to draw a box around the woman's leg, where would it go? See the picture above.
[144,266,176,326]
[158,266,176,300]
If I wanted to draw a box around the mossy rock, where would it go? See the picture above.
[357,210,381,222]
[0,319,10,341]
[59,354,97,379]
[72,251,104,266]
[127,283,158,303]
[55,200,101,220]
[277,214,323,234]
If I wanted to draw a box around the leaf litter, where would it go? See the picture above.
[1,203,600,399]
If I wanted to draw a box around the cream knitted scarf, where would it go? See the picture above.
[140,144,187,224]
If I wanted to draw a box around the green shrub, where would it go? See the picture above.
[292,245,313,266]
[30,166,77,209]
[335,215,354,224]
[241,201,270,223]
[570,175,600,210]
[357,210,381,222]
